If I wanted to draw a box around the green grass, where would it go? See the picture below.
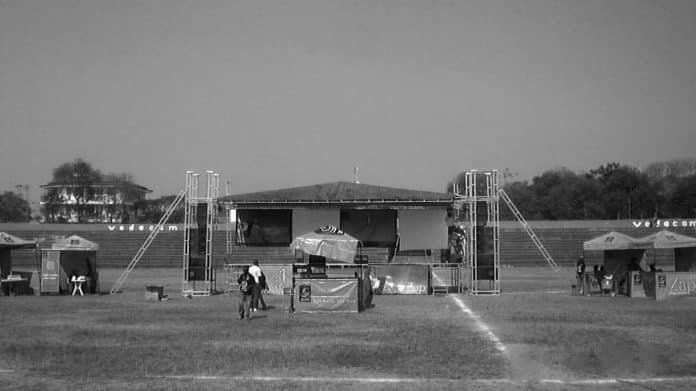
[2,266,696,390]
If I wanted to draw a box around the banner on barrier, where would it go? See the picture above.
[294,278,358,312]
[368,264,429,295]
[656,272,696,300]
[261,265,293,295]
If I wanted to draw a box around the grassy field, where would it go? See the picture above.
[1,266,695,390]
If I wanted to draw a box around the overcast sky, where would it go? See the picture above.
[2,0,695,203]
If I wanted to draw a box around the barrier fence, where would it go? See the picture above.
[222,263,467,296]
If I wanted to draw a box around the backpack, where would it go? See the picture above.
[239,275,251,294]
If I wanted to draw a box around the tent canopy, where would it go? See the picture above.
[42,235,99,251]
[290,225,360,263]
[0,232,36,249]
[583,231,649,251]
[637,230,696,249]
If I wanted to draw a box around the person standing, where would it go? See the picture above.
[248,260,263,312]
[576,255,586,295]
[237,266,254,320]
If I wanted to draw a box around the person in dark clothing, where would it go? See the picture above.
[576,256,586,295]
[257,271,268,310]
[237,266,255,320]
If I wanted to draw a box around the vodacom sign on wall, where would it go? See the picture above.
[632,219,696,229]
[107,224,180,232]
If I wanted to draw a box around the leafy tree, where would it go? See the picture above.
[596,164,656,219]
[644,159,696,217]
[500,180,538,219]
[135,195,184,224]
[45,158,102,222]
[669,174,696,217]
[0,191,31,222]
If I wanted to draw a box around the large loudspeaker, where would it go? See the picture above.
[188,255,206,281]
[196,203,208,227]
[475,201,488,223]
[476,254,496,280]
[194,203,209,256]
[475,226,494,255]
[188,228,199,253]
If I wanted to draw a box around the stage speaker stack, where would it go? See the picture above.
[475,226,495,280]
[187,203,209,281]
[188,256,206,281]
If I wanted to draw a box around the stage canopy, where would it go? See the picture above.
[583,231,649,251]
[637,230,696,249]
[290,225,359,263]
[0,232,37,249]
[0,232,36,279]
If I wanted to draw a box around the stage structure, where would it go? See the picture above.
[453,170,501,295]
[182,170,219,297]
[453,169,560,296]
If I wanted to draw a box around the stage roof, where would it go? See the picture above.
[220,181,452,207]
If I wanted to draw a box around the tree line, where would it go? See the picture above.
[450,159,696,220]
[2,158,695,223]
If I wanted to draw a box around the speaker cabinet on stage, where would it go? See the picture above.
[188,228,199,254]
[188,255,206,281]
[475,201,488,222]
[475,226,494,255]
[475,226,495,281]
[476,254,496,280]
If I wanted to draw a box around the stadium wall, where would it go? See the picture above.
[3,220,695,269]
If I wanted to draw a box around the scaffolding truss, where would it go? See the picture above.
[182,170,219,297]
[109,189,186,294]
[453,169,501,295]
[499,189,559,271]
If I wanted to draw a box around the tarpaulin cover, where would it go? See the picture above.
[369,264,429,295]
[293,278,358,312]
[637,230,696,249]
[583,231,649,251]
[290,228,359,263]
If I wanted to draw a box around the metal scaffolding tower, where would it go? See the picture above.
[453,169,501,295]
[499,189,559,271]
[182,170,219,297]
[109,189,186,294]
[225,180,233,255]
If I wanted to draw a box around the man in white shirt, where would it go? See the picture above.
[248,260,263,311]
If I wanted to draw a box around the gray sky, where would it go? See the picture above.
[2,0,695,203]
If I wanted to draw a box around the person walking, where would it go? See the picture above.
[248,260,263,312]
[237,266,255,320]
[257,270,268,310]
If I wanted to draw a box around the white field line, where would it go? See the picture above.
[449,295,507,355]
[430,271,507,355]
[540,376,696,385]
[0,369,13,373]
[153,375,696,386]
[157,375,445,383]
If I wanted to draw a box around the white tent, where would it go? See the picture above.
[583,231,649,251]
